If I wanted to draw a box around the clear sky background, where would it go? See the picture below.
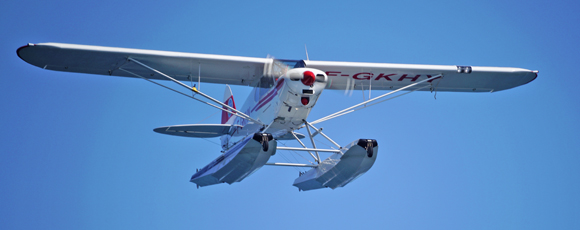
[1,0,579,229]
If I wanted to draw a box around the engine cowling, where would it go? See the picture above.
[282,68,327,108]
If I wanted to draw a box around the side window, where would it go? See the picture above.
[254,76,275,101]
[254,85,261,102]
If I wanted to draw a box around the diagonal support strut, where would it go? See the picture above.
[125,57,265,126]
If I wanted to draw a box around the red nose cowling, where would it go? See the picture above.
[302,71,315,86]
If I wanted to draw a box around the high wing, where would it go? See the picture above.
[304,60,537,92]
[17,43,268,86]
[17,43,537,92]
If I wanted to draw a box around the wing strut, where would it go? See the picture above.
[120,57,265,126]
[309,74,442,125]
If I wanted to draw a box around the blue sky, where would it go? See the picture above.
[1,0,579,229]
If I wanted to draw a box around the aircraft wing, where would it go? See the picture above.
[303,60,537,92]
[17,43,268,86]
[18,43,537,92]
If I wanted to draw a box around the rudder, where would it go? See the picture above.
[220,85,236,149]
[221,85,236,124]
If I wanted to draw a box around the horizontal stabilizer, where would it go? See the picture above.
[154,124,240,138]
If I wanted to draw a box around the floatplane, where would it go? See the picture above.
[17,43,537,191]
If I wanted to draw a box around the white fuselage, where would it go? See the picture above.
[190,68,329,187]
[223,68,328,149]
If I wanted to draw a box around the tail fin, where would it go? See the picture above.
[221,85,236,124]
[221,85,236,149]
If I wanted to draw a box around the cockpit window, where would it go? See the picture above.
[254,76,275,101]
[276,59,305,68]
[254,59,298,102]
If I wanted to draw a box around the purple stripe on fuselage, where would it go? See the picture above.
[251,78,285,112]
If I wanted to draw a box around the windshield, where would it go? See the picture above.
[255,59,304,101]
[264,59,304,79]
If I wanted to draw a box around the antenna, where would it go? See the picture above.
[304,44,309,61]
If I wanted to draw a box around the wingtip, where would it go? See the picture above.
[523,70,539,86]
[16,43,34,60]
[16,43,39,63]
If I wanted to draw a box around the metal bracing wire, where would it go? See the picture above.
[305,122,341,149]
[278,140,315,165]
[291,131,318,163]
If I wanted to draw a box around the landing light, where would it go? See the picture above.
[301,97,309,105]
